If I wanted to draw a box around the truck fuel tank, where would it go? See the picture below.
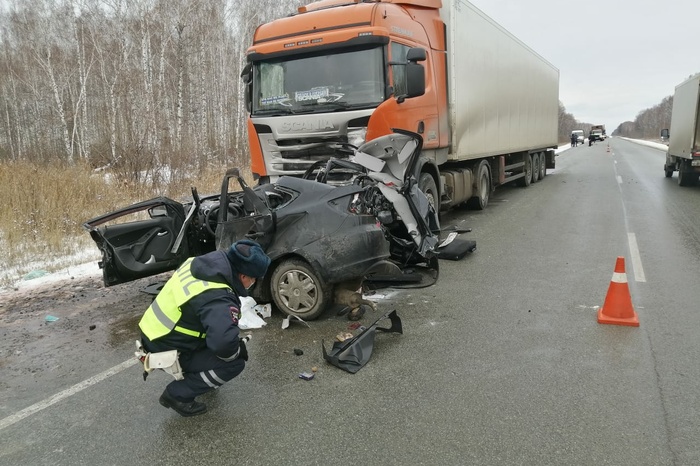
[441,168,473,207]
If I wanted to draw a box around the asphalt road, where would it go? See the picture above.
[1,138,699,465]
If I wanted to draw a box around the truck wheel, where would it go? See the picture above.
[664,165,674,178]
[418,173,439,210]
[531,154,540,183]
[519,155,532,187]
[270,258,330,320]
[467,161,491,210]
[678,161,693,186]
[538,153,546,179]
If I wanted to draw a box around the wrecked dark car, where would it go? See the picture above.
[83,129,440,320]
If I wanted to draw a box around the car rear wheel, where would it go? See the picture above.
[270,258,330,320]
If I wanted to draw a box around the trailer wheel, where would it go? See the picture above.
[519,155,532,187]
[270,258,330,320]
[664,165,673,178]
[678,161,693,186]
[418,172,439,210]
[531,154,540,183]
[467,161,491,210]
[538,153,546,179]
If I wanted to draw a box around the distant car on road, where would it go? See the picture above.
[572,129,584,145]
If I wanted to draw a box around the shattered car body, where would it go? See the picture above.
[84,130,439,320]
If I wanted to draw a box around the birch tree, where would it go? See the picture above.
[0,0,308,176]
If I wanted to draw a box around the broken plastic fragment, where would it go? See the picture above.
[24,270,49,281]
[45,315,59,322]
[281,315,310,330]
[438,231,458,248]
[254,303,272,319]
[323,310,403,374]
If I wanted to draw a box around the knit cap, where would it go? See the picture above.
[226,240,271,278]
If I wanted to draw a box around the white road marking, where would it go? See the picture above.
[628,233,647,282]
[613,156,647,283]
[0,358,137,431]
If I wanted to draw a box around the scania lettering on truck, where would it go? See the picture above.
[241,0,560,210]
[662,74,700,186]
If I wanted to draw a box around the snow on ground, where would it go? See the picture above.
[0,138,664,297]
[618,137,668,151]
[0,246,102,296]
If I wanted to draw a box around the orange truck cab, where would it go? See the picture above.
[242,0,559,211]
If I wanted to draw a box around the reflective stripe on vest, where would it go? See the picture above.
[139,257,231,340]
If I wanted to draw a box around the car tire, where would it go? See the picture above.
[270,258,330,320]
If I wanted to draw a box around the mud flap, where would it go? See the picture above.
[322,310,403,373]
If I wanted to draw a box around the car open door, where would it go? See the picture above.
[83,197,191,286]
[215,168,276,251]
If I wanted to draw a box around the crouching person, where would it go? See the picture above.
[138,240,271,417]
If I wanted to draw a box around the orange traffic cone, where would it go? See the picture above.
[597,256,639,326]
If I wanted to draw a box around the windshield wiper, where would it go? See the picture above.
[254,107,296,116]
[298,101,352,112]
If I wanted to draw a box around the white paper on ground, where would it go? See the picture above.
[281,315,310,330]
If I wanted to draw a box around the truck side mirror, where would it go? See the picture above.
[660,128,670,140]
[405,63,425,98]
[241,63,252,113]
[406,47,426,62]
[404,47,426,99]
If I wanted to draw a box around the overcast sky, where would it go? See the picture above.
[469,0,700,130]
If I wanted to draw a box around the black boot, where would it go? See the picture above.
[159,389,207,417]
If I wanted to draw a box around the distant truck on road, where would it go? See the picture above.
[662,74,700,186]
[588,124,606,145]
[241,0,560,211]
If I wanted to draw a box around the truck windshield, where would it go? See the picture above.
[252,47,385,115]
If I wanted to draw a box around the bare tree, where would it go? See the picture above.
[0,0,374,181]
[612,95,673,139]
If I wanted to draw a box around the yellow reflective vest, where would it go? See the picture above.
[139,257,231,340]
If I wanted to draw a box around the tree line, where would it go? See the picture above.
[612,96,673,140]
[561,92,679,142]
[0,0,301,184]
[558,102,594,142]
[2,0,675,182]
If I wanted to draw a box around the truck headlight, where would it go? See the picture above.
[347,128,367,148]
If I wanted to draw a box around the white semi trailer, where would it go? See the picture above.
[663,74,700,186]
